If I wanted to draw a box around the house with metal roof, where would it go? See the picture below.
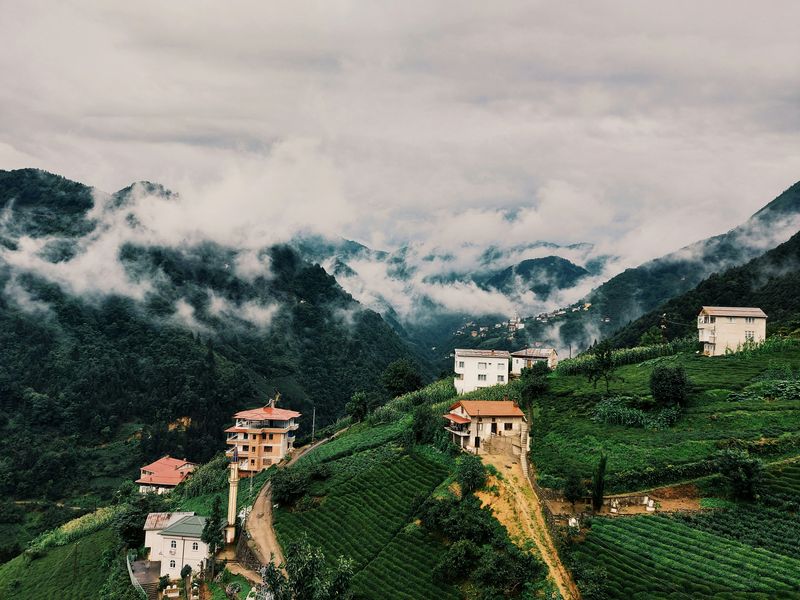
[510,346,558,373]
[144,512,210,580]
[443,400,527,455]
[453,349,510,394]
[697,306,767,356]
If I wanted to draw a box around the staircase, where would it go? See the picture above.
[141,581,159,600]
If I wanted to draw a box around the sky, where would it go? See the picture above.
[1,1,799,269]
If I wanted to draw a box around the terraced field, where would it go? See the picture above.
[274,450,460,600]
[0,528,116,599]
[295,418,411,466]
[571,516,800,598]
[763,461,800,506]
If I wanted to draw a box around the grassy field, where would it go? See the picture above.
[527,343,800,491]
[274,447,460,600]
[763,460,800,507]
[570,515,800,598]
[0,528,116,599]
[175,465,272,515]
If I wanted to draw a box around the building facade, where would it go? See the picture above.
[697,306,767,356]
[225,397,301,475]
[136,456,197,494]
[453,349,510,394]
[510,347,558,374]
[443,400,526,454]
[144,512,209,580]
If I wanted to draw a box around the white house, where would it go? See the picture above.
[443,400,526,454]
[510,347,558,374]
[697,306,767,356]
[144,512,210,580]
[453,349,510,394]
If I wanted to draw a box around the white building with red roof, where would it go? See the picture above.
[225,394,301,475]
[136,456,197,494]
[443,399,527,455]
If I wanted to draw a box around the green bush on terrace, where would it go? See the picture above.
[555,337,697,376]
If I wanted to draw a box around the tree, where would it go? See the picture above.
[258,534,354,600]
[638,326,664,347]
[180,564,192,595]
[519,362,549,409]
[456,454,487,496]
[271,468,311,506]
[411,404,438,445]
[201,495,225,580]
[716,449,764,500]
[586,341,621,394]
[591,454,607,511]
[345,390,377,423]
[650,365,691,407]
[380,359,423,398]
[563,471,585,512]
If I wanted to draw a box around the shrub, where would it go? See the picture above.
[456,454,487,495]
[715,449,764,500]
[650,364,691,407]
[271,468,311,506]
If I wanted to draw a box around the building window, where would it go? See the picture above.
[745,330,755,341]
[170,540,177,549]
[457,361,465,368]
[478,374,487,381]
[251,459,255,465]
[170,560,176,568]
[478,362,487,370]
[477,423,482,432]
[261,433,267,440]
[498,363,504,370]
[746,317,755,323]
[243,445,249,451]
[728,316,736,323]
[497,375,505,382]
[192,542,198,551]
[264,446,273,453]
[269,433,274,440]
[504,423,513,431]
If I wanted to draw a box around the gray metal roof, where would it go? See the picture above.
[159,514,207,538]
[699,306,767,318]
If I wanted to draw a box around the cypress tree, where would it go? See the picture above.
[592,454,607,511]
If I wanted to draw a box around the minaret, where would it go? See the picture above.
[225,454,239,544]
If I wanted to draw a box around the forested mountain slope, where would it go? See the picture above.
[0,169,416,512]
[585,180,800,334]
[611,228,800,347]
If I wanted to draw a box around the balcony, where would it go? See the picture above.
[445,426,470,437]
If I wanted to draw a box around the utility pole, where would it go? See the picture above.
[311,406,316,443]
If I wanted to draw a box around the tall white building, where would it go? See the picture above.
[697,306,767,356]
[453,349,510,394]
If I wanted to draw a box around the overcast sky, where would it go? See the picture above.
[2,1,799,267]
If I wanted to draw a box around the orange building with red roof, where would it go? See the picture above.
[137,455,197,494]
[225,395,301,475]
[444,399,526,454]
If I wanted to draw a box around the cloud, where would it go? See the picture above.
[0,1,799,299]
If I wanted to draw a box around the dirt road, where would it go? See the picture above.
[245,430,347,567]
[477,453,580,600]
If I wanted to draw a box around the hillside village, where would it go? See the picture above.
[7,303,796,599]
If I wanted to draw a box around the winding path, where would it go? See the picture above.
[245,430,348,566]
[478,453,580,600]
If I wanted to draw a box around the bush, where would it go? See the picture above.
[650,365,691,407]
[715,449,764,500]
[271,469,311,506]
[456,454,487,496]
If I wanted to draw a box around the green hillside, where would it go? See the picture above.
[0,168,418,557]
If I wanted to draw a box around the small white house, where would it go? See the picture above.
[510,347,558,373]
[443,400,526,454]
[144,512,209,580]
[453,349,510,394]
[697,306,767,356]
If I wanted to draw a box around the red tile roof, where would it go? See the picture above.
[443,413,471,424]
[449,400,525,418]
[143,512,195,531]
[234,406,301,421]
[136,456,197,487]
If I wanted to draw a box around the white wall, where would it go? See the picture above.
[698,316,767,356]
[454,355,509,394]
[153,535,208,580]
[446,405,523,453]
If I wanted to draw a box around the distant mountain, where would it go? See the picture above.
[479,256,590,299]
[611,228,800,346]
[0,169,417,506]
[583,181,800,334]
